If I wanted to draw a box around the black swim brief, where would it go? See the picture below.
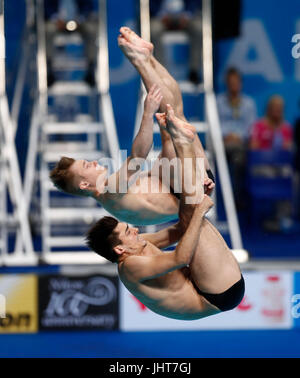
[171,169,215,200]
[193,275,245,312]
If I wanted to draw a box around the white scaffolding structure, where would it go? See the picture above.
[0,0,37,265]
[15,0,119,265]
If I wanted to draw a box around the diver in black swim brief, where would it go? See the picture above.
[193,275,245,312]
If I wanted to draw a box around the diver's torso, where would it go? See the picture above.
[99,174,179,225]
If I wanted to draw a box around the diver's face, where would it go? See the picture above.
[113,222,146,255]
[70,159,107,193]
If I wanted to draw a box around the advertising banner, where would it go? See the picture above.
[39,274,119,330]
[0,274,38,333]
[120,271,293,331]
[292,272,300,327]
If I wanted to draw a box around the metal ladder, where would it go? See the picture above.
[136,0,248,261]
[20,0,119,265]
[0,0,37,266]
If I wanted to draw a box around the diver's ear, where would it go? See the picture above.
[113,245,126,255]
[79,180,90,190]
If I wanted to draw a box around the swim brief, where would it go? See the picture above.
[193,275,245,312]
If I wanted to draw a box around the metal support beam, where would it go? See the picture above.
[0,0,36,264]
[97,0,120,162]
[202,0,244,250]
[139,0,151,42]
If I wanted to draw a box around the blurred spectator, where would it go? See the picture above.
[217,67,257,208]
[250,95,294,232]
[250,95,292,151]
[293,104,300,220]
[149,0,202,84]
[44,0,98,86]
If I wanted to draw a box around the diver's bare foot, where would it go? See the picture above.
[120,26,154,55]
[118,35,150,63]
[165,104,196,143]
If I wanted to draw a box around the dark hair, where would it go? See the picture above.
[85,216,120,263]
[49,156,77,194]
[225,66,241,80]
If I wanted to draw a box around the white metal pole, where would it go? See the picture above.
[133,0,150,138]
[36,0,48,98]
[97,0,120,162]
[97,0,109,93]
[202,0,243,250]
[0,0,5,96]
[0,0,36,261]
[140,0,151,42]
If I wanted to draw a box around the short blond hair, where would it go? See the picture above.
[49,156,77,194]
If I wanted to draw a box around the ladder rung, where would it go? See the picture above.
[41,252,107,265]
[44,207,107,222]
[45,236,86,247]
[45,114,93,123]
[193,122,208,133]
[48,81,94,96]
[43,142,95,151]
[43,122,103,134]
[178,81,204,94]
[42,180,61,191]
[53,58,87,71]
[43,150,106,162]
[153,121,207,134]
[142,148,211,163]
[212,221,229,232]
[162,31,188,44]
[49,197,95,208]
[54,32,83,46]
[2,255,38,266]
[231,249,249,264]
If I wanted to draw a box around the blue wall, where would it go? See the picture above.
[215,0,300,125]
